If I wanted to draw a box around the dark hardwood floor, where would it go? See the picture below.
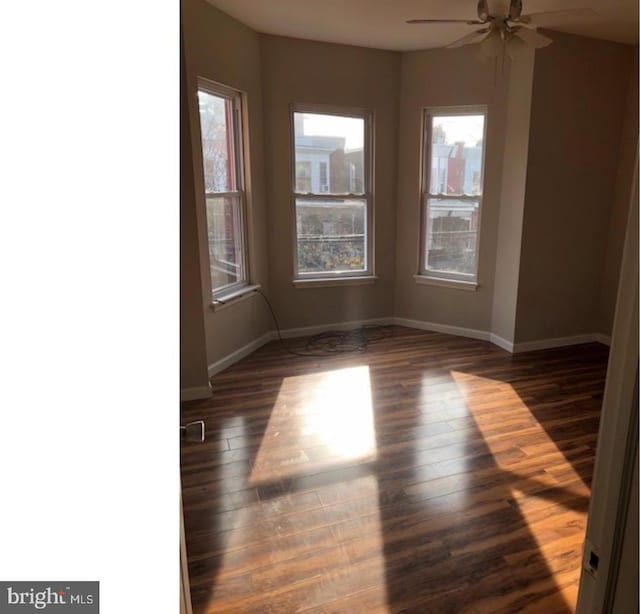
[181,326,608,613]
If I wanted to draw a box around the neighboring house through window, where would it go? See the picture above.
[319,162,328,192]
[291,106,372,279]
[196,78,249,298]
[420,107,486,284]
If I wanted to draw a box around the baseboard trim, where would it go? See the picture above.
[489,333,515,353]
[205,318,612,377]
[593,333,612,346]
[392,317,491,342]
[206,318,394,377]
[513,333,606,353]
[279,317,395,339]
[208,332,274,377]
[180,385,213,402]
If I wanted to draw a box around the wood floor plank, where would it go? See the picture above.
[181,326,608,613]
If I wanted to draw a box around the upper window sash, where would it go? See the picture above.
[290,104,372,197]
[197,78,244,195]
[422,106,487,199]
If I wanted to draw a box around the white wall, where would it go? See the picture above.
[490,48,535,344]
[393,46,508,331]
[514,32,634,343]
[181,0,272,369]
[261,34,400,329]
[181,8,638,372]
[576,149,637,613]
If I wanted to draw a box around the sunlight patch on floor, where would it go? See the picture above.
[250,366,377,484]
[208,474,389,611]
[449,370,588,489]
[449,369,589,613]
[303,474,390,612]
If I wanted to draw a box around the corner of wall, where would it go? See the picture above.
[597,48,639,337]
[180,24,211,394]
[491,47,535,345]
[182,2,274,370]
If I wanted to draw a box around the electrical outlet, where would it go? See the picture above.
[583,539,600,578]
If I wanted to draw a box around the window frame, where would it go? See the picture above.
[419,105,488,285]
[196,77,250,301]
[290,103,374,281]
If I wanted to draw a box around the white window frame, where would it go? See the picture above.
[290,103,374,281]
[420,105,487,284]
[196,77,250,300]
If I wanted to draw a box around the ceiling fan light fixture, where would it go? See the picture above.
[478,28,504,58]
[505,33,529,60]
[404,0,580,61]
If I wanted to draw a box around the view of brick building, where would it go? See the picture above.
[426,126,483,275]
[294,113,367,273]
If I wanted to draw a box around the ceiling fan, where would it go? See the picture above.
[407,0,592,58]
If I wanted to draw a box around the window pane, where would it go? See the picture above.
[293,112,365,195]
[429,115,484,196]
[295,161,311,192]
[296,198,366,274]
[425,197,479,276]
[198,90,234,193]
[206,194,243,291]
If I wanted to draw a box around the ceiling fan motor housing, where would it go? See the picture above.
[406,0,574,53]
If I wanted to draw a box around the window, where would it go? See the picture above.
[295,161,311,193]
[349,163,357,193]
[196,79,248,298]
[319,162,328,193]
[421,108,486,283]
[292,106,372,279]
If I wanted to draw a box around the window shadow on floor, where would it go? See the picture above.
[180,327,606,612]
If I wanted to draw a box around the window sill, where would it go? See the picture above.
[293,276,378,289]
[414,275,478,291]
[210,284,261,311]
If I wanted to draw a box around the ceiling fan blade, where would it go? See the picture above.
[516,8,595,25]
[476,0,489,22]
[446,28,490,48]
[506,35,530,60]
[512,27,553,48]
[509,0,523,20]
[406,19,485,25]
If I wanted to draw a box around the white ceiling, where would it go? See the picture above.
[205,0,638,51]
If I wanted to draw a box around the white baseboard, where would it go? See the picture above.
[208,332,274,377]
[205,318,612,378]
[489,333,515,353]
[392,317,491,342]
[513,333,606,353]
[206,318,393,377]
[593,333,612,346]
[279,317,394,339]
[387,318,609,355]
[180,384,212,402]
